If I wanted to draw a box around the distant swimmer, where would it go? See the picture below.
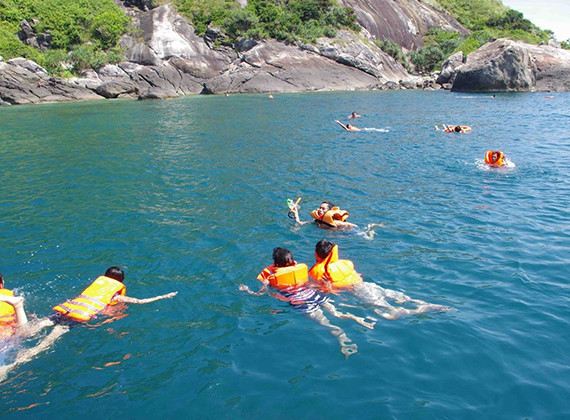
[348,111,362,119]
[484,150,513,167]
[335,120,361,131]
[291,201,357,230]
[435,124,471,133]
[239,247,375,357]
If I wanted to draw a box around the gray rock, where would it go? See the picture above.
[452,39,570,92]
[437,51,463,85]
[338,0,469,50]
[95,79,139,98]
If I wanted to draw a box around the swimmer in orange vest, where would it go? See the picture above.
[291,201,358,230]
[1,267,177,381]
[310,240,451,320]
[0,272,29,340]
[239,247,374,357]
[484,150,506,166]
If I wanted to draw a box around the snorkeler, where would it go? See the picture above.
[310,240,450,320]
[291,201,358,230]
[239,247,374,357]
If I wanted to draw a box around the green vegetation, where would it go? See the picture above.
[403,0,553,72]
[0,0,128,75]
[172,0,359,44]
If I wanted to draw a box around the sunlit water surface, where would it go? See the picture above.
[0,91,569,418]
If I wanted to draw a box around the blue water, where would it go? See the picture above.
[0,91,569,418]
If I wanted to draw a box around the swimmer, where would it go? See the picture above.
[484,150,511,166]
[335,120,361,131]
[1,267,178,381]
[52,266,178,323]
[291,201,358,230]
[239,247,375,358]
[0,272,29,339]
[435,124,471,133]
[310,240,451,320]
[348,111,362,119]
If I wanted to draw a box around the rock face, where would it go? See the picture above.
[452,39,570,92]
[0,3,413,105]
[338,0,469,50]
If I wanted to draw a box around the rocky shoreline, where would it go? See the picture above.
[1,3,570,106]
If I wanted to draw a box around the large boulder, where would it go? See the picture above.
[452,39,570,92]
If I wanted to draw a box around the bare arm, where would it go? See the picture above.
[239,280,270,296]
[334,220,358,229]
[291,207,311,225]
[113,291,178,305]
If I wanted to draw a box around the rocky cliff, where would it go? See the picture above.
[338,0,469,50]
[1,1,570,106]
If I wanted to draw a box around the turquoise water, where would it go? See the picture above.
[0,91,569,418]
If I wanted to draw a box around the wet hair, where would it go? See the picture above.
[454,126,461,132]
[315,239,335,259]
[320,202,333,211]
[272,247,294,268]
[104,266,125,282]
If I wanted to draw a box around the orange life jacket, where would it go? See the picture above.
[257,263,309,290]
[0,289,17,340]
[52,276,126,322]
[310,207,349,227]
[309,245,362,289]
[485,151,505,166]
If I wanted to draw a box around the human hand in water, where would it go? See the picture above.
[238,284,249,292]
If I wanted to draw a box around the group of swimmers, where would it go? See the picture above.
[239,200,450,357]
[338,113,511,167]
[0,267,177,378]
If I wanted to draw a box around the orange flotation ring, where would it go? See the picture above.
[310,207,349,227]
[257,264,309,290]
[0,289,17,339]
[484,151,505,166]
[309,245,362,289]
[52,276,126,322]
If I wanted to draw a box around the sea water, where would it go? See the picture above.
[0,91,568,419]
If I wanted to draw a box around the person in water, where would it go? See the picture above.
[52,266,178,323]
[0,272,29,340]
[239,247,374,357]
[0,267,177,381]
[348,112,362,119]
[310,240,450,320]
[484,150,507,166]
[291,201,358,230]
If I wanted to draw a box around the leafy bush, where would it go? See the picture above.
[0,0,129,74]
[409,44,445,73]
[176,0,358,45]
